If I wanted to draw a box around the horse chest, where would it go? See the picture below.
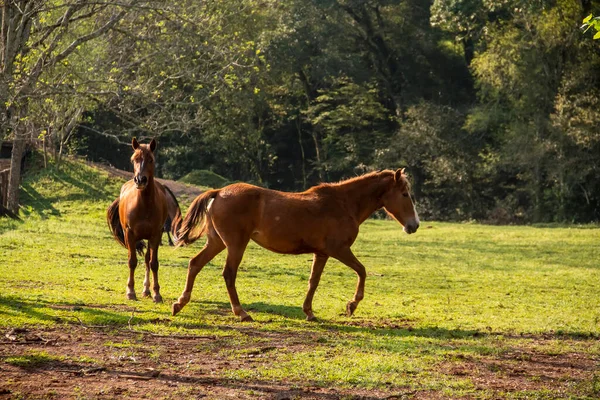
[122,198,165,234]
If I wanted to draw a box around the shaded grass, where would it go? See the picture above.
[1,156,600,398]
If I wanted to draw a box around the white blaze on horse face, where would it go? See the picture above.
[403,204,420,233]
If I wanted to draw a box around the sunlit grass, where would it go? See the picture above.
[4,350,64,368]
[1,156,599,398]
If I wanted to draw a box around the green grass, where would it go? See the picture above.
[1,156,600,398]
[4,350,64,368]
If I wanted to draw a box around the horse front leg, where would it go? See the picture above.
[125,231,138,301]
[148,235,162,303]
[332,248,367,317]
[172,233,225,315]
[142,248,151,298]
[302,253,329,321]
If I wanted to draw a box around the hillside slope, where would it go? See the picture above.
[16,156,205,222]
[88,160,206,200]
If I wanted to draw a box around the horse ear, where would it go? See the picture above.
[149,138,157,152]
[132,137,140,150]
[394,168,403,182]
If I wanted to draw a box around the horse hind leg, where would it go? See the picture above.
[302,254,329,321]
[332,248,367,317]
[221,239,252,322]
[172,232,225,315]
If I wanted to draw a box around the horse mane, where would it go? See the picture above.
[309,170,398,193]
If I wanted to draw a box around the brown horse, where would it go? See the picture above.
[107,138,182,302]
[172,168,419,321]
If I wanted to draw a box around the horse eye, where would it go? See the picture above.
[402,193,409,198]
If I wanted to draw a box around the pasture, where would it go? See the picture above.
[0,158,599,399]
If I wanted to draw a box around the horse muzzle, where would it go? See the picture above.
[134,175,148,189]
[403,220,419,234]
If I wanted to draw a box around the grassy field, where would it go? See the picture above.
[0,157,599,399]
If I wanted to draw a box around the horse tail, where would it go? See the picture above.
[163,185,183,246]
[177,189,220,246]
[107,198,146,256]
[107,198,126,248]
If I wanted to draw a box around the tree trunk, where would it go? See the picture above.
[6,124,26,213]
[42,129,47,168]
[463,37,475,66]
[296,116,307,189]
[56,107,83,168]
[311,130,323,182]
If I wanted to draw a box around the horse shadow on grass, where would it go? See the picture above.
[2,295,595,343]
[195,299,485,340]
[194,299,598,341]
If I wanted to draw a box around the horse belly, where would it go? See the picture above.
[252,236,318,255]
[250,228,320,255]
[130,221,163,240]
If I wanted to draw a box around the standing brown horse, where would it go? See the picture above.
[172,168,419,321]
[107,138,182,302]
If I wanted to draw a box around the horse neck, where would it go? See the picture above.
[338,173,393,223]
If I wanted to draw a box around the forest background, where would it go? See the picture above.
[2,0,599,223]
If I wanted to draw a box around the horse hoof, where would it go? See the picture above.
[172,303,182,316]
[142,290,151,298]
[306,315,318,322]
[240,314,254,323]
[153,295,163,303]
[127,293,137,301]
[346,301,357,317]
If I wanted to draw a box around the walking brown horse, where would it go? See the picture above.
[172,168,419,321]
[107,138,182,302]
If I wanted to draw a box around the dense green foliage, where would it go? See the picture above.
[2,0,600,222]
[1,157,599,397]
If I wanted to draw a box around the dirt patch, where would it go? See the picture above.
[443,348,598,395]
[1,326,598,400]
[0,327,413,400]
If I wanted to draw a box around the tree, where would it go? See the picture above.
[1,0,139,213]
[466,0,584,222]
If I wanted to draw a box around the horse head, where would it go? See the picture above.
[382,168,420,234]
[131,137,157,190]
